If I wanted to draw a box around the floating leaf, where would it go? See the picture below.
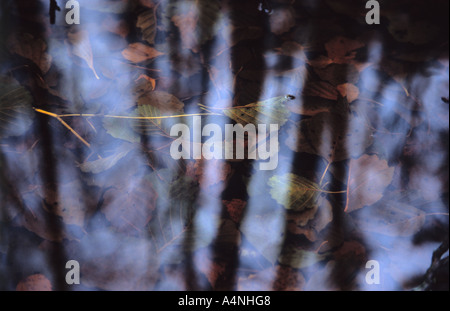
[0,76,34,139]
[387,17,439,45]
[286,196,333,242]
[345,154,395,213]
[278,244,327,269]
[268,173,321,212]
[168,0,221,52]
[103,117,141,143]
[16,274,52,291]
[325,36,364,64]
[36,181,99,227]
[240,210,285,265]
[223,95,295,127]
[78,150,131,174]
[76,233,159,291]
[7,33,52,74]
[302,81,339,101]
[122,42,164,63]
[286,112,374,162]
[337,83,359,103]
[137,91,184,114]
[137,9,157,45]
[353,201,426,237]
[132,104,172,137]
[102,176,158,233]
[148,175,213,263]
[66,29,100,79]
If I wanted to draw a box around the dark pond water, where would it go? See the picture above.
[0,0,448,291]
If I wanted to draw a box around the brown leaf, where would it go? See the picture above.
[137,91,184,114]
[286,112,374,162]
[37,181,98,227]
[16,274,52,291]
[101,16,130,38]
[137,9,157,45]
[238,266,305,291]
[66,29,100,79]
[286,196,333,242]
[77,235,159,291]
[353,201,426,237]
[223,199,247,223]
[345,154,395,213]
[325,36,364,64]
[337,83,359,103]
[7,33,52,74]
[302,81,339,101]
[122,42,164,63]
[101,177,157,234]
[270,8,296,35]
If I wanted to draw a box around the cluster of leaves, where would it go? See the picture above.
[0,0,449,291]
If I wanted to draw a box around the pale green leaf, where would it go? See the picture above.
[268,173,320,212]
[223,95,295,128]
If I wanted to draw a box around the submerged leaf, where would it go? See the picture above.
[278,244,327,269]
[103,117,141,143]
[0,76,34,139]
[240,210,285,264]
[122,42,164,63]
[268,173,320,212]
[168,0,221,52]
[137,9,157,45]
[102,176,158,234]
[148,175,213,263]
[7,33,52,74]
[223,95,295,127]
[67,29,100,79]
[353,201,426,237]
[286,112,373,162]
[345,154,395,213]
[79,150,131,174]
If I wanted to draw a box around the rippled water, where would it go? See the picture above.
[0,0,448,291]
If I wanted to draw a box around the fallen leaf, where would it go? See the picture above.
[102,176,157,234]
[268,173,321,212]
[223,199,247,223]
[337,83,360,103]
[286,196,333,242]
[325,36,364,64]
[270,8,296,35]
[353,200,426,237]
[7,33,52,73]
[387,17,439,45]
[137,9,157,45]
[122,42,164,63]
[238,266,306,291]
[278,244,327,269]
[286,112,374,162]
[0,76,34,139]
[223,95,295,127]
[169,0,221,52]
[240,210,285,265]
[77,233,159,290]
[345,154,395,213]
[303,81,339,101]
[16,274,52,291]
[36,181,98,227]
[78,150,131,174]
[66,29,100,79]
